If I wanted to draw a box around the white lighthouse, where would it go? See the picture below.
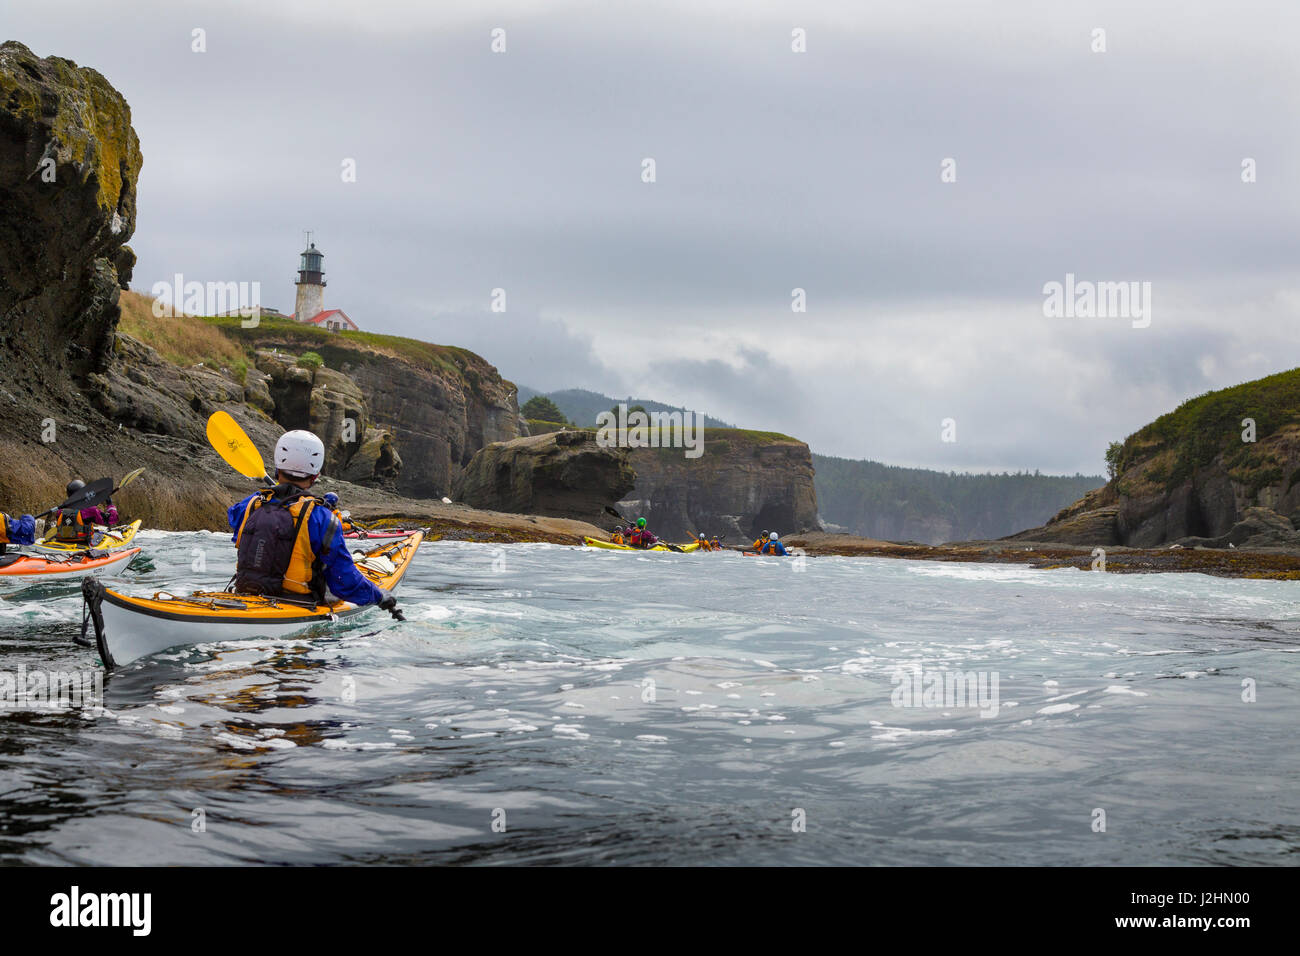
[294,240,326,323]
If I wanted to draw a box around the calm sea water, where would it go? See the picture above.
[1,531,1297,865]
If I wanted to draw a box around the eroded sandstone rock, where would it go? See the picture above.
[453,430,635,526]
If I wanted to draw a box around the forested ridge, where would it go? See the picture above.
[814,455,1104,544]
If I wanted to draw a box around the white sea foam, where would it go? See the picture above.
[1037,703,1080,715]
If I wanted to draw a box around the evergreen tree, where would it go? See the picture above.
[521,396,567,423]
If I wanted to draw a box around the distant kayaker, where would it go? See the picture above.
[696,533,715,552]
[0,511,36,554]
[628,517,658,549]
[751,530,769,550]
[54,479,118,546]
[227,430,399,612]
[610,526,626,545]
[322,492,357,533]
[760,531,789,556]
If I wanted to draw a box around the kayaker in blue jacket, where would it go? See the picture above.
[0,511,36,555]
[760,531,789,556]
[226,430,396,610]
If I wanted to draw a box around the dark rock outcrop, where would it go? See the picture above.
[87,333,281,450]
[1012,371,1300,549]
[252,350,390,484]
[341,356,518,498]
[453,431,635,526]
[209,334,521,497]
[340,428,402,485]
[0,41,141,385]
[1172,506,1300,550]
[621,431,820,541]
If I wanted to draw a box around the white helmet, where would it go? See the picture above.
[275,430,325,478]
[769,531,779,540]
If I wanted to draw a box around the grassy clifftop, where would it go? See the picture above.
[1113,368,1300,495]
[115,291,515,399]
[117,290,246,369]
[523,418,798,449]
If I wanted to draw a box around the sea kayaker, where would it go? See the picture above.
[751,530,769,550]
[81,494,119,528]
[710,536,721,551]
[628,517,658,549]
[610,526,626,545]
[760,531,789,556]
[53,479,112,546]
[322,492,357,533]
[227,430,398,612]
[696,533,713,552]
[0,511,36,555]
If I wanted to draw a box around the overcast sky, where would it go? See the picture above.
[10,0,1300,473]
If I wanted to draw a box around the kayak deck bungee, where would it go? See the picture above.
[583,536,701,552]
[36,519,144,553]
[0,547,141,591]
[81,531,424,670]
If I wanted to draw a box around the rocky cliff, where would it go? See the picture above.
[208,321,520,497]
[453,431,636,527]
[1013,368,1300,550]
[620,430,820,541]
[0,42,239,527]
[0,42,522,529]
[0,41,141,388]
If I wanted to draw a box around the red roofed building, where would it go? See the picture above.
[305,308,359,331]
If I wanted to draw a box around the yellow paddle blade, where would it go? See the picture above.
[118,466,146,491]
[206,411,267,479]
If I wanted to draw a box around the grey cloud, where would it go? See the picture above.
[7,0,1298,474]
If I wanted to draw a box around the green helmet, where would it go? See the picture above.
[637,517,646,528]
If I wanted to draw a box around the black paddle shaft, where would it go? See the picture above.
[37,476,114,519]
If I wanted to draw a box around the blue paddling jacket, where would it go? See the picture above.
[1,513,36,546]
[228,492,386,606]
[761,539,789,556]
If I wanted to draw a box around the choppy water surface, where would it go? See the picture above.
[1,531,1298,865]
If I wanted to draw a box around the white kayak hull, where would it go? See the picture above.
[82,531,423,669]
[95,591,367,668]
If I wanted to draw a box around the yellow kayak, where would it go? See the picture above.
[84,531,424,669]
[583,536,700,552]
[36,519,144,553]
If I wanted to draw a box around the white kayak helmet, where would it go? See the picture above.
[275,430,325,478]
[769,531,779,540]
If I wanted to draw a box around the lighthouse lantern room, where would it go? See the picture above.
[294,239,327,323]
